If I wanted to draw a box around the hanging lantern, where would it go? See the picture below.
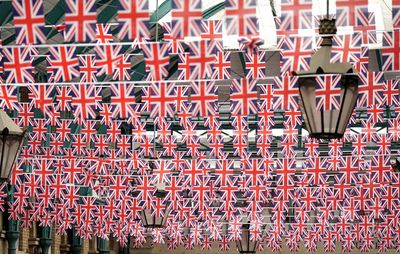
[139,185,169,228]
[0,109,25,181]
[236,224,258,254]
[139,208,169,229]
[294,17,359,139]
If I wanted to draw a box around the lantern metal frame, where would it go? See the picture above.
[293,16,360,140]
[139,207,170,229]
[235,223,258,254]
[297,73,359,139]
[139,187,170,229]
[0,109,26,254]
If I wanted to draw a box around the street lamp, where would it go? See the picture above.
[236,223,258,254]
[293,4,359,139]
[0,109,26,254]
[139,185,170,228]
[0,109,25,181]
[139,207,170,229]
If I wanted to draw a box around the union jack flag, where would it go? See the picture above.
[117,0,150,41]
[64,0,97,42]
[225,0,258,36]
[96,24,114,44]
[95,45,122,77]
[2,47,36,83]
[258,84,274,112]
[189,81,218,116]
[28,85,55,116]
[55,86,72,112]
[303,226,318,251]
[142,82,177,118]
[355,46,369,73]
[274,158,296,201]
[381,31,400,71]
[219,235,230,250]
[17,103,34,127]
[279,36,313,74]
[230,79,259,116]
[354,6,376,44]
[171,0,204,38]
[201,20,223,41]
[277,0,313,36]
[212,50,231,80]
[331,32,362,64]
[238,37,264,54]
[109,83,137,119]
[47,46,79,82]
[304,157,328,186]
[69,84,101,123]
[140,42,171,81]
[178,40,216,80]
[162,22,185,54]
[394,0,400,29]
[12,0,46,44]
[152,160,174,184]
[335,0,369,28]
[315,75,342,110]
[79,55,98,82]
[0,86,19,110]
[358,71,385,107]
[245,50,266,79]
[383,79,400,106]
[273,75,299,110]
[113,54,132,81]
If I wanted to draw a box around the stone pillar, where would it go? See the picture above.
[59,235,70,254]
[82,238,90,254]
[18,228,29,253]
[28,222,40,254]
[51,225,61,254]
[88,237,98,254]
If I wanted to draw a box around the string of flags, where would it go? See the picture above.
[0,0,399,251]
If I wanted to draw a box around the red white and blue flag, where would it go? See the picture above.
[64,0,97,42]
[224,0,258,36]
[12,0,46,44]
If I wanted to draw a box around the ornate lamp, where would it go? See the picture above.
[0,109,25,182]
[236,223,258,254]
[139,185,169,228]
[294,3,359,139]
[0,109,25,254]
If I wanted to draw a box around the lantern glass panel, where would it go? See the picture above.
[140,207,169,228]
[298,78,319,134]
[323,110,340,135]
[155,216,163,227]
[337,81,358,134]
